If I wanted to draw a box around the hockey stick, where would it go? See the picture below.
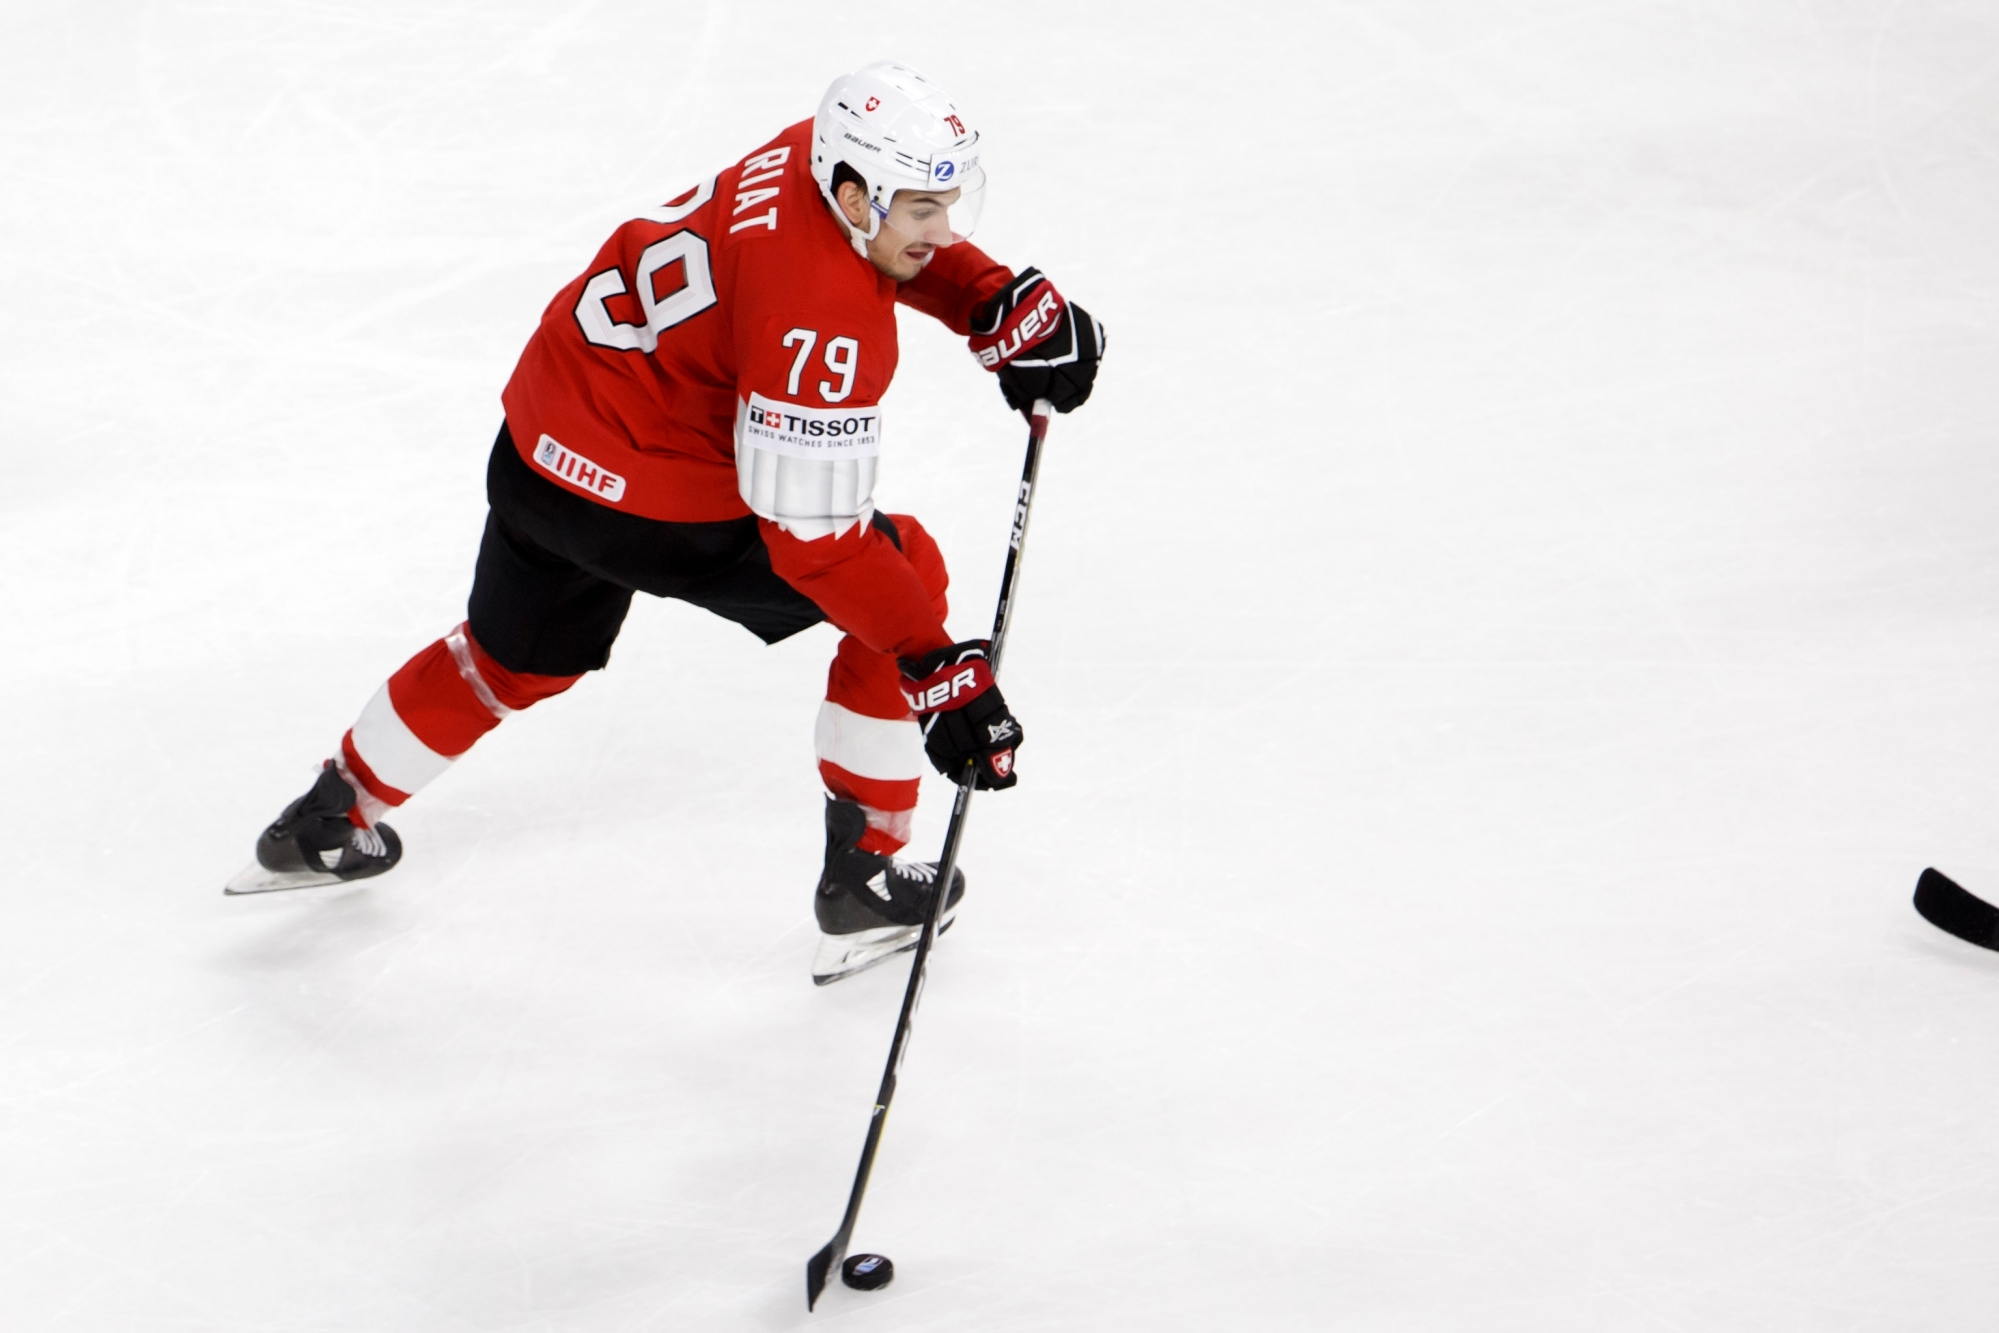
[1914,867,1999,950]
[805,399,1053,1311]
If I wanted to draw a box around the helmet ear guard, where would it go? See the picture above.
[811,61,983,259]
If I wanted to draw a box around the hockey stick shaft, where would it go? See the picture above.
[806,400,1053,1310]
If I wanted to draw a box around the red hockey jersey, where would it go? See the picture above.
[501,119,1011,659]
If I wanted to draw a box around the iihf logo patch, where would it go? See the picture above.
[533,433,626,502]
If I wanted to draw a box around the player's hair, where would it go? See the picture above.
[831,161,867,202]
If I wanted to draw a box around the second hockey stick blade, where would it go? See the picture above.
[1913,868,1999,951]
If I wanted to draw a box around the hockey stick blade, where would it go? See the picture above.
[1913,868,1999,951]
[805,1244,836,1312]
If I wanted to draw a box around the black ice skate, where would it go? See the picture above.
[224,761,403,895]
[813,798,965,985]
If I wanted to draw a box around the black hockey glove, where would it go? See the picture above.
[898,640,1023,790]
[967,267,1106,414]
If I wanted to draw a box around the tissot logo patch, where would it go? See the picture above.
[739,392,881,460]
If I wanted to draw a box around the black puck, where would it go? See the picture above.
[841,1253,894,1291]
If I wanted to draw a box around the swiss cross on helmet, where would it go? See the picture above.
[810,61,985,259]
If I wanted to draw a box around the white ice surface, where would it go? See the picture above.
[6,2,1999,1328]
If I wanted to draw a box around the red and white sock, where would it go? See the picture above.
[337,623,578,825]
[815,700,924,855]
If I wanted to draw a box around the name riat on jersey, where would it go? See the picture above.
[638,145,793,235]
[740,391,881,459]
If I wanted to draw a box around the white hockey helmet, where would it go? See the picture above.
[811,62,985,257]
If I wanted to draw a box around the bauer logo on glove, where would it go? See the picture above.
[899,658,993,713]
[967,268,1107,415]
[970,284,1065,368]
[896,640,1025,790]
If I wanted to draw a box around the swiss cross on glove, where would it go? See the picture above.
[897,640,1024,790]
[967,268,1106,415]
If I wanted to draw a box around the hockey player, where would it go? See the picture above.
[227,62,1105,983]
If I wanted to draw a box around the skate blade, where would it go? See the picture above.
[811,908,957,986]
[223,862,348,896]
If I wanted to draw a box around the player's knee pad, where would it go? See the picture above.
[461,624,581,710]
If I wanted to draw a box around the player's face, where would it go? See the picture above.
[866,188,962,280]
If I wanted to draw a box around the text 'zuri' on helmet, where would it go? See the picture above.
[811,61,985,256]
